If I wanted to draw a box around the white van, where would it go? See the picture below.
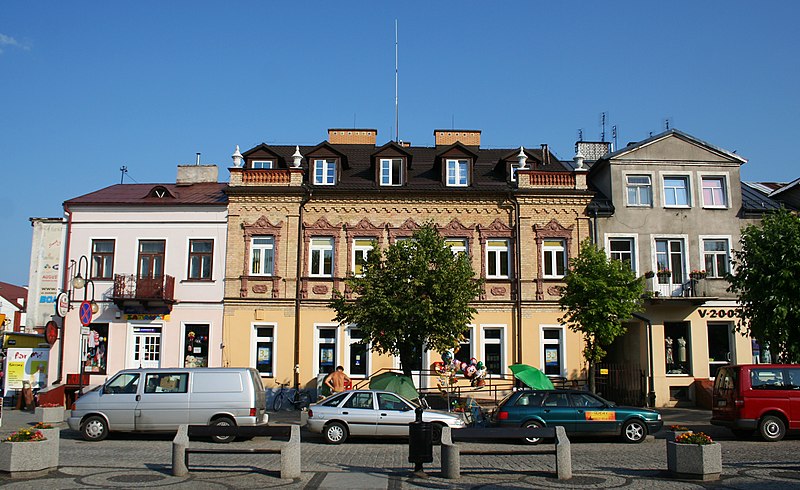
[67,368,268,442]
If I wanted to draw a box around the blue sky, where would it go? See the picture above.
[1,1,798,286]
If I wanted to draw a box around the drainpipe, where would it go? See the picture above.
[632,312,656,407]
[293,185,312,389]
[500,194,522,364]
[56,204,73,385]
[592,208,599,245]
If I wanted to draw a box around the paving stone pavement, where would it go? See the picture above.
[1,407,799,488]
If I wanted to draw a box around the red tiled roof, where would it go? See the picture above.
[64,183,228,206]
[0,281,27,311]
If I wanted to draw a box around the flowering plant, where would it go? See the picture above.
[5,428,46,442]
[37,403,62,408]
[674,431,713,445]
[690,269,707,279]
[32,422,53,429]
[644,271,655,279]
[657,268,672,276]
[669,425,689,431]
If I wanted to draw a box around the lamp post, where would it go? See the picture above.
[69,255,98,397]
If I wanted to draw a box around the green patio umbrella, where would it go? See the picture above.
[368,372,420,400]
[509,364,555,390]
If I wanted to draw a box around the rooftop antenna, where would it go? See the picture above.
[119,166,128,184]
[612,125,618,151]
[394,19,399,142]
[578,129,583,141]
[600,112,607,142]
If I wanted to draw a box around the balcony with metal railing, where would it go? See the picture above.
[111,274,176,311]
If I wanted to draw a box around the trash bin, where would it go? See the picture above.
[408,407,433,472]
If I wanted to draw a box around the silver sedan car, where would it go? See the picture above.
[303,389,467,444]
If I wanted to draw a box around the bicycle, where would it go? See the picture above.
[272,383,312,411]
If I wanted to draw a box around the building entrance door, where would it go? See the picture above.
[130,326,162,368]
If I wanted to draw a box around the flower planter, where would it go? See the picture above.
[666,430,692,442]
[666,440,721,480]
[0,437,59,477]
[35,406,65,424]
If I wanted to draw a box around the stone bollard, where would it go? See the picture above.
[555,426,572,480]
[440,426,460,479]
[172,425,189,477]
[280,425,301,479]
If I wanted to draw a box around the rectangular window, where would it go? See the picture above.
[446,159,469,186]
[83,323,109,375]
[482,328,504,376]
[183,324,209,368]
[541,327,564,376]
[663,176,690,207]
[188,239,213,280]
[144,373,189,393]
[91,239,115,280]
[486,239,509,278]
[608,238,635,272]
[701,177,728,208]
[665,322,691,375]
[707,322,733,378]
[453,329,473,365]
[314,159,337,185]
[252,160,274,169]
[380,158,403,186]
[310,238,334,277]
[543,239,567,278]
[510,163,521,183]
[626,175,652,207]
[318,327,337,375]
[445,238,468,256]
[137,240,165,279]
[253,325,274,377]
[352,238,374,276]
[655,238,685,284]
[250,236,275,276]
[347,328,368,377]
[703,239,730,278]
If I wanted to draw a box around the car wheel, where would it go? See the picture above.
[732,429,754,440]
[621,419,647,443]
[521,420,543,445]
[759,415,786,442]
[81,415,108,442]
[210,417,236,444]
[324,421,348,444]
[431,423,444,445]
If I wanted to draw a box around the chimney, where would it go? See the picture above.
[399,141,412,148]
[540,144,551,165]
[328,129,377,145]
[177,164,219,185]
[434,130,481,146]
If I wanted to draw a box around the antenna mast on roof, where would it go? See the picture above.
[119,166,128,184]
[394,19,399,142]
[612,125,618,151]
[600,112,607,142]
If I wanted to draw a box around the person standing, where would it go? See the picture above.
[325,366,351,394]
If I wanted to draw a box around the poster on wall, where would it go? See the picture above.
[83,323,108,375]
[4,348,49,391]
[184,324,209,368]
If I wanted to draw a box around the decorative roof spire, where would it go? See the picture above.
[292,146,303,168]
[517,146,528,168]
[231,145,243,168]
[574,147,586,171]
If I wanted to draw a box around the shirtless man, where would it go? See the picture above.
[325,366,350,394]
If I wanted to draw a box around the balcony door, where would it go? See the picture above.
[137,240,165,297]
[655,238,685,296]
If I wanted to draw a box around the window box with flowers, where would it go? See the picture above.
[689,269,707,280]
[35,403,65,424]
[0,427,59,476]
[666,432,721,481]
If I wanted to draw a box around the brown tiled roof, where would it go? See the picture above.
[0,281,27,310]
[64,183,228,206]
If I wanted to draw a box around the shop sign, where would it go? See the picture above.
[698,308,740,319]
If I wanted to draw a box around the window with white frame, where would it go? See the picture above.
[317,327,337,375]
[703,239,730,278]
[486,239,509,278]
[701,176,728,208]
[250,236,274,275]
[482,327,504,376]
[656,238,685,284]
[626,175,652,207]
[541,327,564,376]
[663,175,690,207]
[310,238,334,277]
[313,159,337,185]
[453,329,473,365]
[665,322,691,375]
[188,239,213,280]
[445,238,468,256]
[542,239,567,278]
[252,160,274,169]
[91,239,115,280]
[510,162,523,183]
[346,327,368,377]
[380,158,403,186]
[446,159,469,186]
[608,237,636,272]
[253,325,274,377]
[352,238,374,276]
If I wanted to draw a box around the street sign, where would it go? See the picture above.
[79,301,93,326]
[55,292,69,318]
[81,326,90,336]
[45,320,59,345]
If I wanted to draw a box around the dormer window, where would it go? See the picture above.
[446,159,469,186]
[252,160,274,169]
[380,158,403,186]
[314,159,337,185]
[510,163,522,182]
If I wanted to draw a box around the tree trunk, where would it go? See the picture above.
[399,347,414,377]
[588,360,596,394]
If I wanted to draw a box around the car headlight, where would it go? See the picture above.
[657,413,662,420]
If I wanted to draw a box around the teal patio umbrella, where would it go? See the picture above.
[368,372,420,400]
[509,364,555,390]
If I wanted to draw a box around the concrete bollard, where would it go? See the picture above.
[440,426,460,479]
[555,425,572,480]
[280,425,301,479]
[172,425,189,477]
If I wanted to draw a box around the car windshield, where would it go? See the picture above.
[320,392,348,407]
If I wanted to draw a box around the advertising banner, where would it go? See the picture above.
[4,348,49,392]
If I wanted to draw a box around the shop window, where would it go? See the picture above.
[347,328,368,377]
[317,327,337,375]
[665,322,691,375]
[454,329,473,365]
[253,325,274,377]
[541,327,564,376]
[82,323,108,375]
[482,327,504,376]
[183,324,209,368]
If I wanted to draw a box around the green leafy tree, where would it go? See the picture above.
[559,240,645,393]
[330,223,484,377]
[728,208,800,363]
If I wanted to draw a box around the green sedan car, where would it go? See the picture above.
[491,389,662,444]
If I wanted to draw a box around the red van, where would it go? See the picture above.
[711,364,800,441]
